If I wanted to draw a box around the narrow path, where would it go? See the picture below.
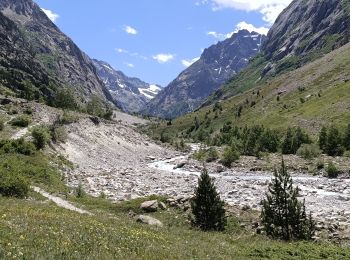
[32,186,92,215]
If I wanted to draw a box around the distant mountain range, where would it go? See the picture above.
[92,60,161,113]
[143,30,266,119]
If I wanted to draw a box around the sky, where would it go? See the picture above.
[35,0,293,87]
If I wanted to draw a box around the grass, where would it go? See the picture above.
[1,195,350,259]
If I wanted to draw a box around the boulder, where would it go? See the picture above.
[136,215,163,227]
[140,200,159,212]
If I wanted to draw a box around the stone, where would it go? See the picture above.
[159,202,167,210]
[140,200,159,212]
[173,162,186,169]
[136,215,163,227]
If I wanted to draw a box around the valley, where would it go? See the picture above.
[1,0,350,258]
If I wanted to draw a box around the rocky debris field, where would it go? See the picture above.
[53,112,350,240]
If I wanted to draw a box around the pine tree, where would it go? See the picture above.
[191,169,226,231]
[343,124,350,151]
[261,160,315,240]
[325,126,343,156]
[282,127,294,154]
[319,126,328,152]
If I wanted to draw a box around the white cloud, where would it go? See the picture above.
[152,54,175,64]
[234,21,269,35]
[125,63,135,68]
[123,25,138,35]
[116,48,127,53]
[206,31,231,40]
[207,0,292,24]
[181,57,200,67]
[41,8,59,23]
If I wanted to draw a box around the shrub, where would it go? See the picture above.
[0,172,29,198]
[297,144,321,160]
[220,146,240,168]
[191,169,226,231]
[326,162,339,178]
[206,147,219,163]
[51,125,68,143]
[54,88,78,110]
[76,183,86,198]
[193,148,207,161]
[261,160,315,240]
[10,115,32,127]
[59,110,79,125]
[0,138,36,156]
[343,150,350,158]
[31,126,51,149]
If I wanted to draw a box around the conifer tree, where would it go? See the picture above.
[261,160,315,240]
[282,127,294,154]
[343,124,350,151]
[319,126,328,152]
[191,169,226,231]
[325,126,343,156]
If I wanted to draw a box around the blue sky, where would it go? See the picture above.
[35,0,292,86]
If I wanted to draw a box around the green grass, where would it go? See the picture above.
[1,196,350,259]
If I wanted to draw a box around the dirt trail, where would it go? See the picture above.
[32,186,91,215]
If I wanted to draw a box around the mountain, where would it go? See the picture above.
[0,0,114,105]
[92,60,161,113]
[143,30,265,119]
[156,0,350,139]
[207,0,350,103]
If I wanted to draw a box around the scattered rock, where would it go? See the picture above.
[173,162,186,169]
[159,202,167,210]
[140,200,159,212]
[136,215,163,227]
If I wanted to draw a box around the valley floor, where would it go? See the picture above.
[1,98,350,258]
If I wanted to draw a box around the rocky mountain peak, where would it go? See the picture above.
[143,30,265,119]
[92,59,161,113]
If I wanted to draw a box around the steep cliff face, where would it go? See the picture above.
[144,30,265,119]
[262,0,350,75]
[0,0,114,104]
[93,60,161,113]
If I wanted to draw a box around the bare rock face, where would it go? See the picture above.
[144,30,265,119]
[0,0,115,105]
[136,215,163,227]
[263,0,350,63]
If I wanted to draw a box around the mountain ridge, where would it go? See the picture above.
[143,29,265,119]
[0,0,115,105]
[92,59,161,113]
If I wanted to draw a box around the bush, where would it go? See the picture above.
[220,146,240,168]
[51,125,68,143]
[326,162,339,178]
[31,126,51,149]
[0,172,29,198]
[191,169,226,231]
[0,138,36,156]
[59,110,79,125]
[343,150,350,158]
[261,160,315,241]
[297,144,321,160]
[206,147,219,163]
[10,115,32,127]
[76,183,86,198]
[54,88,78,110]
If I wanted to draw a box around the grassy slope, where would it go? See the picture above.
[1,196,350,259]
[154,42,350,138]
